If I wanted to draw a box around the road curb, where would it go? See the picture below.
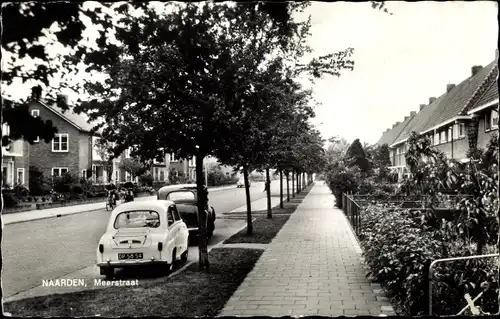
[3,185,239,226]
[2,208,106,226]
[166,218,256,279]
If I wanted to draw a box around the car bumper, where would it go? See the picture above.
[97,259,169,268]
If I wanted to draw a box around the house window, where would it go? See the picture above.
[2,123,10,137]
[31,110,40,142]
[440,130,447,143]
[52,133,69,152]
[491,109,499,129]
[458,123,465,137]
[434,132,439,145]
[17,168,25,185]
[170,153,177,162]
[52,167,68,177]
[125,171,131,181]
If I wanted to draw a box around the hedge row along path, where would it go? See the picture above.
[220,182,396,316]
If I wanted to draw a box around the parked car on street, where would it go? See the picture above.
[157,184,216,241]
[96,200,189,279]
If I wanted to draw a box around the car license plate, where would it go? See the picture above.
[118,253,143,260]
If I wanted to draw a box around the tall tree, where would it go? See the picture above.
[1,2,142,145]
[94,138,115,183]
[345,139,371,173]
[75,2,351,269]
[118,158,148,182]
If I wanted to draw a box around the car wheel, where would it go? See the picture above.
[168,249,177,273]
[180,248,188,263]
[102,267,114,280]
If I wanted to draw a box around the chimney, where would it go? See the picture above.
[446,84,455,93]
[410,111,416,117]
[420,104,426,110]
[404,116,409,122]
[429,97,437,104]
[392,121,400,128]
[471,65,483,77]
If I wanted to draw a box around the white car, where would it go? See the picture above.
[96,200,189,279]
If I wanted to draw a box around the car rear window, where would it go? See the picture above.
[167,191,195,201]
[114,210,160,229]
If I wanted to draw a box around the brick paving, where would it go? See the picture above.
[218,181,395,317]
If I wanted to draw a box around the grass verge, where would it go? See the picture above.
[223,184,314,244]
[3,248,263,317]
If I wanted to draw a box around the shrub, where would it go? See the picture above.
[52,172,78,194]
[360,204,499,315]
[2,192,19,208]
[139,173,154,186]
[326,164,361,208]
[13,183,30,197]
[29,166,50,196]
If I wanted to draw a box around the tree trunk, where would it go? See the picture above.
[296,171,300,194]
[243,164,253,235]
[291,169,295,198]
[286,171,290,202]
[266,167,272,219]
[195,154,209,272]
[279,169,284,208]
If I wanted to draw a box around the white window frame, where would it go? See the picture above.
[31,110,40,142]
[16,168,25,185]
[434,132,440,145]
[440,130,447,143]
[170,153,177,162]
[52,167,69,177]
[2,123,10,137]
[491,109,499,129]
[458,123,465,138]
[52,133,69,152]
[125,171,131,181]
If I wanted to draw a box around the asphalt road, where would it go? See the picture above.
[2,180,284,299]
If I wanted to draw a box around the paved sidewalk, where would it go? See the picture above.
[2,184,237,226]
[219,182,394,317]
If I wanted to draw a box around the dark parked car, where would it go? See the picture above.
[157,184,216,241]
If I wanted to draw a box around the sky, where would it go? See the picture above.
[2,1,498,146]
[297,1,498,145]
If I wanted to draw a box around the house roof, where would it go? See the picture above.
[38,99,102,134]
[391,60,496,145]
[472,77,499,109]
[375,114,415,146]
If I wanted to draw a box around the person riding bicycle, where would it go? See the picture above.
[106,187,118,206]
[123,188,134,203]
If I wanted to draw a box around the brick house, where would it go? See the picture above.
[466,79,499,150]
[27,99,95,181]
[1,123,30,188]
[375,60,498,180]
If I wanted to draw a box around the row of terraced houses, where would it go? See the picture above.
[376,60,498,181]
[2,98,231,188]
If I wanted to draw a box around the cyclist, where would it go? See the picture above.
[123,188,134,203]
